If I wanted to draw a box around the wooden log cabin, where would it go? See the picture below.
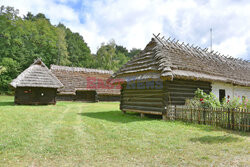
[110,34,250,119]
[50,65,120,102]
[10,59,63,105]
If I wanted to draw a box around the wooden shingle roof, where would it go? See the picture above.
[10,59,63,88]
[51,65,114,74]
[51,65,120,95]
[111,34,250,86]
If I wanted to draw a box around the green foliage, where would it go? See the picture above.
[194,88,221,108]
[95,40,129,71]
[0,6,91,93]
[242,97,250,109]
[0,58,20,93]
[0,6,137,93]
[56,26,70,65]
[58,23,93,68]
[186,88,221,108]
[127,48,142,58]
[0,66,6,74]
[186,88,250,109]
[115,45,129,57]
[222,96,250,109]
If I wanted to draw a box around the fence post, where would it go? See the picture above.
[231,108,235,130]
[238,108,241,131]
[175,105,177,120]
[190,108,193,123]
[227,108,231,129]
[198,108,201,124]
[162,106,168,121]
[203,108,206,125]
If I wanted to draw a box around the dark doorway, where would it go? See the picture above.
[219,89,225,102]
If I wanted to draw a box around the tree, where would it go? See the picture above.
[23,12,34,21]
[0,66,6,74]
[95,40,129,71]
[128,48,142,58]
[0,5,19,20]
[115,45,128,56]
[96,40,116,70]
[56,27,70,65]
[57,23,93,68]
[0,6,135,93]
[0,58,20,93]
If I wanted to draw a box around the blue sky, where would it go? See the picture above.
[2,0,250,60]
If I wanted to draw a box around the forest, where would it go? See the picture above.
[0,6,141,93]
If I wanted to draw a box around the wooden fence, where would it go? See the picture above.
[167,106,250,132]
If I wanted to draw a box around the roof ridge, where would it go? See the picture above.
[153,33,250,64]
[51,64,114,74]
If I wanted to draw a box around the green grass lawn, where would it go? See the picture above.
[0,96,249,167]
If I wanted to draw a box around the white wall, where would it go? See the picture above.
[211,82,250,100]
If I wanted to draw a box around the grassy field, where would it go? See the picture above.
[0,96,249,167]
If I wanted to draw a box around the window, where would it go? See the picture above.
[219,89,225,102]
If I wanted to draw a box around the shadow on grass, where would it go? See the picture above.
[0,101,15,106]
[78,111,154,123]
[190,135,241,144]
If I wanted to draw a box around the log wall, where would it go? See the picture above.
[15,87,57,105]
[120,79,212,115]
[121,81,165,114]
[56,94,76,101]
[76,90,97,102]
[98,95,120,101]
[166,79,211,105]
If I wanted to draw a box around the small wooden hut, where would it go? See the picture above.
[50,65,120,102]
[10,59,63,105]
[110,34,250,118]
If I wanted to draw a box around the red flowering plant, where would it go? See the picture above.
[185,88,220,108]
[221,96,250,109]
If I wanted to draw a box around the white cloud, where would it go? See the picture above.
[1,0,80,24]
[213,37,247,57]
[1,0,250,59]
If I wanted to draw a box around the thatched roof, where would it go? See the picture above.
[111,34,250,86]
[10,59,63,88]
[51,65,120,95]
[51,65,113,74]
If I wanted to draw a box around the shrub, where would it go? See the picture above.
[222,96,240,109]
[193,88,221,108]
[185,88,250,110]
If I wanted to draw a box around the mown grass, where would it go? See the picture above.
[0,96,249,166]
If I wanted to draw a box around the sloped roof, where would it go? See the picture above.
[51,65,114,74]
[51,65,120,95]
[111,34,250,86]
[10,59,63,88]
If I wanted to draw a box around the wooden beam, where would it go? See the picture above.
[123,109,163,115]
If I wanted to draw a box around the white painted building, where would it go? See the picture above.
[211,82,250,101]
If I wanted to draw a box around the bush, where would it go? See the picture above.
[192,88,220,108]
[185,88,250,109]
[221,96,250,109]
